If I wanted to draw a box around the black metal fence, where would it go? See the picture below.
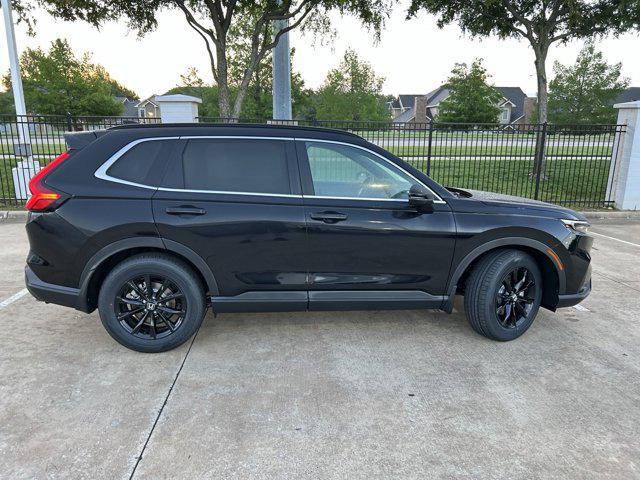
[1,114,625,209]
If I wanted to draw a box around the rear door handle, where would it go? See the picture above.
[309,211,348,223]
[165,206,206,216]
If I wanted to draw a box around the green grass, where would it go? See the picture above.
[406,157,611,207]
[0,152,612,210]
[0,142,66,155]
[387,145,612,158]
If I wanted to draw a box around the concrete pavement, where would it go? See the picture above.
[1,220,639,479]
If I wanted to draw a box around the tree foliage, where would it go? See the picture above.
[548,42,628,125]
[437,60,502,124]
[312,49,389,121]
[167,52,311,120]
[1,38,135,116]
[24,0,393,119]
[407,0,640,124]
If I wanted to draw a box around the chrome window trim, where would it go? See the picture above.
[157,187,302,198]
[94,135,447,204]
[298,138,445,203]
[94,136,179,190]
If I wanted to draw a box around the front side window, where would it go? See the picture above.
[305,141,415,199]
[182,138,290,194]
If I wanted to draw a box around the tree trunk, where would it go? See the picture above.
[533,45,549,178]
[215,45,233,120]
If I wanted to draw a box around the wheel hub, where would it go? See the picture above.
[495,267,537,329]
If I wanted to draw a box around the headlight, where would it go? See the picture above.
[561,219,590,234]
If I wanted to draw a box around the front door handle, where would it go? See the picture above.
[165,206,206,216]
[309,211,348,223]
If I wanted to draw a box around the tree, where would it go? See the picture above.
[312,49,389,121]
[167,55,311,120]
[407,0,640,124]
[30,0,392,119]
[1,38,134,116]
[437,60,502,123]
[548,42,629,125]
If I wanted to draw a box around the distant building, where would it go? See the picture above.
[387,86,537,126]
[114,95,161,119]
[615,87,640,104]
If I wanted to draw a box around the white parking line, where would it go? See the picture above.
[573,304,590,312]
[0,288,29,310]
[590,231,640,248]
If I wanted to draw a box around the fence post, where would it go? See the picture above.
[426,122,433,176]
[533,122,547,200]
[65,112,73,131]
[609,101,640,210]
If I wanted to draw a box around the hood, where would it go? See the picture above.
[448,188,587,221]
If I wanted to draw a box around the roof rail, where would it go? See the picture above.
[106,122,363,139]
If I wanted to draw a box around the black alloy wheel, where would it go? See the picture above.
[115,274,187,340]
[464,249,543,341]
[98,253,206,353]
[495,267,536,329]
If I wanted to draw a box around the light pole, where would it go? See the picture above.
[2,0,31,152]
[272,3,292,121]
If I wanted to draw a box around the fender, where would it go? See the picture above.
[77,236,219,311]
[442,237,566,312]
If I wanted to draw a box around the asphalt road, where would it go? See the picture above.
[1,218,639,479]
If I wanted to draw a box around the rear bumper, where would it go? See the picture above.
[25,266,81,310]
[556,277,591,308]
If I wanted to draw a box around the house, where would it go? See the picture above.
[388,86,537,125]
[114,95,161,119]
[615,87,640,104]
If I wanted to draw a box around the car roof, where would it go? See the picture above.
[107,122,365,142]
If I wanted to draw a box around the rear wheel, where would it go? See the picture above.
[464,249,543,341]
[98,253,206,352]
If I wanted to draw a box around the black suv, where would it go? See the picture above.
[24,124,592,352]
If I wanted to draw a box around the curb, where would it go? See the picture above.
[582,210,640,220]
[0,210,29,223]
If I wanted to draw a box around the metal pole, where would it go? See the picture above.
[272,2,292,121]
[2,0,32,150]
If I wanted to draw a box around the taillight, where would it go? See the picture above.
[25,152,70,212]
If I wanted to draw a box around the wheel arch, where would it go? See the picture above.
[444,237,565,313]
[78,237,219,313]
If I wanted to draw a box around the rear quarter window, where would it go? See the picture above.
[106,140,174,186]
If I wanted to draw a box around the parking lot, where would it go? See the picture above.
[1,216,639,479]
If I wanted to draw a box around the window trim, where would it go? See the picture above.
[95,136,179,190]
[296,138,445,203]
[94,135,445,203]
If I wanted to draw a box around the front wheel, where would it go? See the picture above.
[98,253,206,353]
[464,249,543,341]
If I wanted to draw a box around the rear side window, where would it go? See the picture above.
[106,140,173,185]
[182,138,290,194]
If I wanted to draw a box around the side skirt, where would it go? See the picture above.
[211,290,447,314]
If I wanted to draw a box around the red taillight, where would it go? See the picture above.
[25,152,70,212]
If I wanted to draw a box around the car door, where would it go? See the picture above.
[296,139,456,310]
[153,136,308,308]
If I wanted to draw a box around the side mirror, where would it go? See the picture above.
[408,184,435,214]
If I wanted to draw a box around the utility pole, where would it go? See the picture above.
[272,3,292,121]
[2,0,32,154]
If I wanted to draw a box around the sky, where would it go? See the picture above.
[1,1,639,100]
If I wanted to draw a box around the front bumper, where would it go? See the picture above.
[25,266,80,310]
[556,277,591,308]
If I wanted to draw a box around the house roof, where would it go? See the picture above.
[390,86,528,124]
[137,95,159,107]
[495,87,527,123]
[615,87,640,104]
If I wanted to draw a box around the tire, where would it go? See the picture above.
[464,249,543,341]
[98,253,206,353]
